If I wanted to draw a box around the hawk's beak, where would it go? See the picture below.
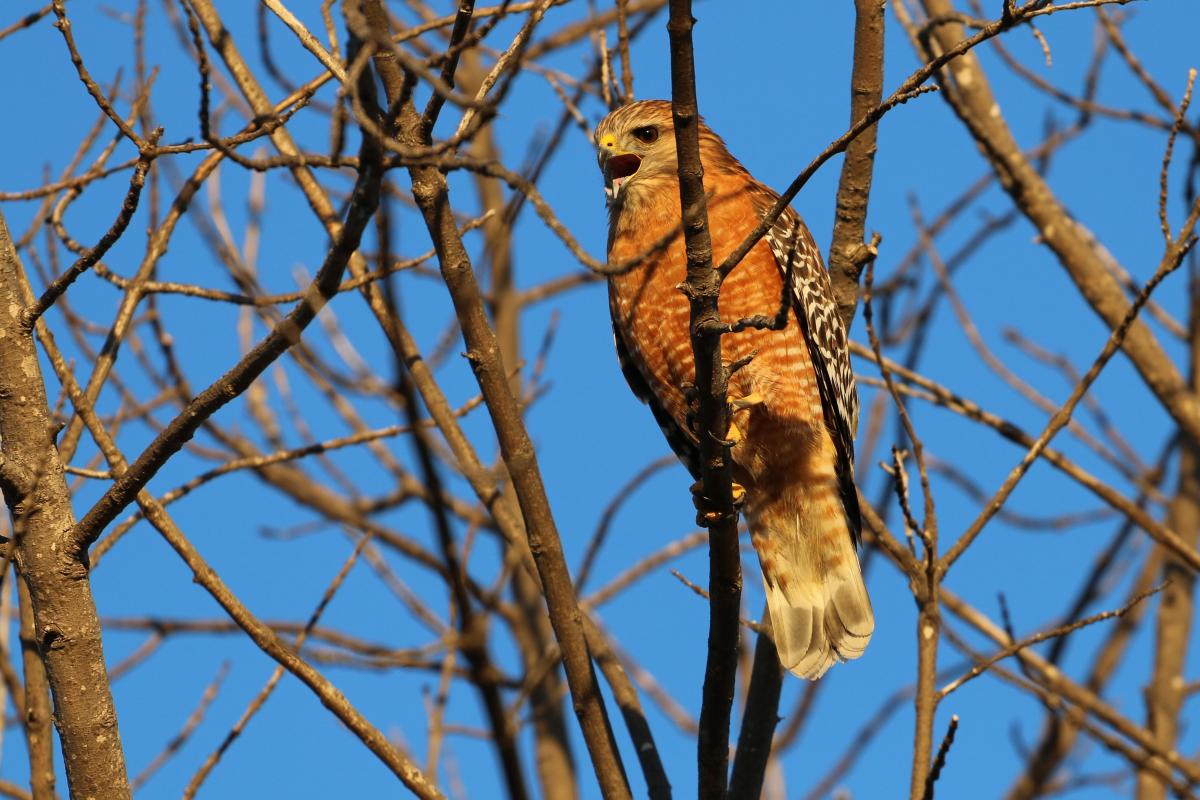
[598,134,641,203]
[605,154,642,201]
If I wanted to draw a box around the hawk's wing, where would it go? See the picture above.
[609,315,702,480]
[755,191,862,546]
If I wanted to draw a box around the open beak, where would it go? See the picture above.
[605,153,642,201]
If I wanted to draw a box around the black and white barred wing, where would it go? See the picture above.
[757,193,862,542]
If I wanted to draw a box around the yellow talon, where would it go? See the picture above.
[724,392,762,445]
[726,420,744,446]
[729,391,764,412]
[691,481,747,525]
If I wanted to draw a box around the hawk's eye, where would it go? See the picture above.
[631,126,659,144]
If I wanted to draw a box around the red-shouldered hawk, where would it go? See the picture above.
[595,100,872,679]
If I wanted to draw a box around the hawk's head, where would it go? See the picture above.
[594,100,742,213]
[594,100,678,209]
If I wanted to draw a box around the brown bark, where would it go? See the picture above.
[16,577,55,800]
[1137,284,1200,798]
[665,3,743,798]
[828,0,886,329]
[728,614,783,800]
[0,210,130,798]
[910,603,940,800]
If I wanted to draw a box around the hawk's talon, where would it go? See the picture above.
[711,429,738,448]
[728,391,764,413]
[718,393,762,447]
[690,480,747,526]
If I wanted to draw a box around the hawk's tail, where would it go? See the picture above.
[747,480,874,680]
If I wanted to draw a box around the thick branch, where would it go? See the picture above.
[16,577,55,800]
[0,209,130,798]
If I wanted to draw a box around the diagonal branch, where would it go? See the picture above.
[939,240,1190,573]
[349,2,631,797]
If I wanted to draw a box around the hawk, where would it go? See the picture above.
[595,100,873,679]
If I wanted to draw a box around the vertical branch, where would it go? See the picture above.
[616,0,634,103]
[1138,463,1197,800]
[0,210,131,798]
[909,531,940,789]
[1137,222,1200,800]
[862,260,940,800]
[828,0,886,330]
[15,577,54,800]
[728,612,783,799]
[665,2,742,797]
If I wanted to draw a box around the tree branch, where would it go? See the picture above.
[350,2,631,796]
[728,611,783,799]
[0,208,130,798]
[665,3,742,798]
[828,0,886,329]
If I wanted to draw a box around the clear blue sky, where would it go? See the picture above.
[1,1,1198,797]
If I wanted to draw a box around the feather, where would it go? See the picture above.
[750,483,874,680]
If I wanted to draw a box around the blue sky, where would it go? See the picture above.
[1,1,1198,798]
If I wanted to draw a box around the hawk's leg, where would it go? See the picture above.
[682,384,762,523]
